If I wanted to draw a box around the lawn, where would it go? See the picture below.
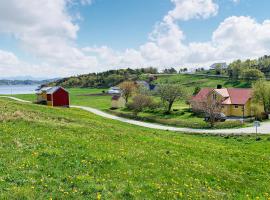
[13,88,111,110]
[0,98,270,199]
[12,87,246,129]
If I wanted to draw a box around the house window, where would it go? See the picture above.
[235,105,238,108]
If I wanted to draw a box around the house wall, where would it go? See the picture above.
[111,98,125,108]
[37,92,47,102]
[52,88,69,107]
[192,89,259,118]
[221,105,230,116]
[228,105,244,117]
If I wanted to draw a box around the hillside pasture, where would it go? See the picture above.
[0,99,270,199]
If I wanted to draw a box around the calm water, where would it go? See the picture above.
[0,85,40,95]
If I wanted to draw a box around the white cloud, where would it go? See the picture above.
[0,0,97,77]
[165,0,218,22]
[1,0,270,78]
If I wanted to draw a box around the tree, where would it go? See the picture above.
[192,98,222,128]
[202,99,222,128]
[215,64,222,75]
[157,84,188,114]
[127,94,155,116]
[241,68,265,81]
[193,86,201,95]
[163,68,177,74]
[228,60,242,79]
[119,81,137,104]
[252,80,270,113]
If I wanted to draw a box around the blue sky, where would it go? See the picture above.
[75,0,270,46]
[0,0,270,78]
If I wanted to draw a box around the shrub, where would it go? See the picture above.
[127,94,155,115]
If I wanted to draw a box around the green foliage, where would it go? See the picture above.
[193,86,201,95]
[49,68,158,88]
[241,68,265,81]
[252,80,270,113]
[157,84,189,113]
[228,60,242,79]
[215,64,223,75]
[228,56,270,79]
[163,68,177,74]
[127,94,156,115]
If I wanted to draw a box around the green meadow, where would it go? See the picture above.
[10,74,257,130]
[0,98,270,199]
[155,74,252,92]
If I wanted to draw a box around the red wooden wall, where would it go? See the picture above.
[52,88,69,107]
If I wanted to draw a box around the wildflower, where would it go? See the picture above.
[97,192,102,200]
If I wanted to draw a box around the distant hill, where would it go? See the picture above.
[48,68,158,88]
[0,78,59,86]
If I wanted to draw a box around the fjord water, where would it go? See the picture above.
[0,85,39,95]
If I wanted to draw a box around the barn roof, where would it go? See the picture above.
[37,86,68,94]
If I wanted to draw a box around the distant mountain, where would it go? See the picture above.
[0,78,60,86]
[1,76,59,81]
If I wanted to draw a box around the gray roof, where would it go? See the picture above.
[36,86,66,94]
[210,63,227,69]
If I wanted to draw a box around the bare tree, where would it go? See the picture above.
[191,98,222,127]
[119,81,137,104]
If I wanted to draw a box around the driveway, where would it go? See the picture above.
[1,96,269,135]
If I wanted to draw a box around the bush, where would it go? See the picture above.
[214,121,245,129]
[107,110,245,129]
[127,94,156,115]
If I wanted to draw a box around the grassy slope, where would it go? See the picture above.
[156,74,251,92]
[13,88,111,110]
[0,99,270,199]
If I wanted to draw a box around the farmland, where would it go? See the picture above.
[13,73,253,129]
[0,98,270,199]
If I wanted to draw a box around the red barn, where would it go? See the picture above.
[36,86,69,107]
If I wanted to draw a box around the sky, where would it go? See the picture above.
[1,0,270,78]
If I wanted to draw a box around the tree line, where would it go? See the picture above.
[48,67,159,88]
[214,55,270,80]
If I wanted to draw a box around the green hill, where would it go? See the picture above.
[155,74,251,92]
[0,98,270,199]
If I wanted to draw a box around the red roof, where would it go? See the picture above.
[226,88,252,105]
[192,88,212,101]
[193,88,253,105]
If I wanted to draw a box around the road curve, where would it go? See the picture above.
[71,106,270,135]
[1,96,269,134]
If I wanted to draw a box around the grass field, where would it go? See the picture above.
[0,98,270,199]
[12,85,247,129]
[10,74,256,129]
[156,74,252,93]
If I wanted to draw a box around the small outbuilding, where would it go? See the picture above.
[36,86,69,107]
[111,95,125,109]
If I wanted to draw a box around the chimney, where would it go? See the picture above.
[217,84,222,89]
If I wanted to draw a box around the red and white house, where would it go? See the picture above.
[36,86,69,107]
